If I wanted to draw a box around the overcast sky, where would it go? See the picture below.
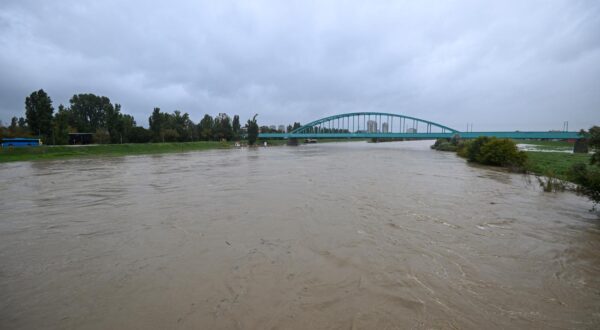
[0,0,598,131]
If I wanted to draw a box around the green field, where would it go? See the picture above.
[0,139,367,163]
[0,141,233,163]
[524,151,592,181]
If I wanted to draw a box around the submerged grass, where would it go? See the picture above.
[524,151,591,181]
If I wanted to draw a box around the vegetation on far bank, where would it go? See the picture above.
[0,141,233,163]
[0,137,368,163]
[431,127,600,209]
[523,152,591,181]
[0,89,295,147]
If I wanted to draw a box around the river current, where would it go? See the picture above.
[1,140,599,329]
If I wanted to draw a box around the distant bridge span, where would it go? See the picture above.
[258,112,580,140]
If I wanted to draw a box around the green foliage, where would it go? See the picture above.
[213,113,233,141]
[51,105,70,145]
[456,140,470,158]
[477,138,527,168]
[537,170,566,192]
[127,126,153,143]
[93,129,111,144]
[589,126,600,165]
[246,114,259,145]
[68,94,112,132]
[232,115,241,140]
[430,139,457,151]
[148,108,196,142]
[569,162,600,208]
[198,114,214,141]
[525,152,591,181]
[434,136,527,171]
[25,89,54,139]
[3,116,31,138]
[466,136,490,162]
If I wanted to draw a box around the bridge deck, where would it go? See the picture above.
[259,131,581,140]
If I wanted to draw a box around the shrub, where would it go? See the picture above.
[569,162,600,208]
[431,139,458,151]
[477,138,527,168]
[456,140,470,158]
[466,136,490,162]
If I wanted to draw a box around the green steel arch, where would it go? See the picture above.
[291,112,458,134]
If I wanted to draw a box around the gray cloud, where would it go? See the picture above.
[0,0,599,130]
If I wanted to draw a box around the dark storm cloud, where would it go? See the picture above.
[0,0,599,130]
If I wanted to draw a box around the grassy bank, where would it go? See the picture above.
[0,138,367,163]
[0,141,232,163]
[524,151,591,181]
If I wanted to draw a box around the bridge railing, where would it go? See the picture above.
[258,131,582,140]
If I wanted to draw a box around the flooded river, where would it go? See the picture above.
[1,141,599,329]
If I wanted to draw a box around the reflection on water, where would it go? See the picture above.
[1,141,599,329]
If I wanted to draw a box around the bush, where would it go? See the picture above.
[478,138,527,168]
[466,136,490,162]
[456,140,470,158]
[93,129,110,144]
[431,139,458,151]
[569,163,600,208]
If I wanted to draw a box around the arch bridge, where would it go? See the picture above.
[258,112,580,140]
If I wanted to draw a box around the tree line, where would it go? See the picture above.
[0,89,267,145]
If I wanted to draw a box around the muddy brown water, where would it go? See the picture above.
[1,140,599,329]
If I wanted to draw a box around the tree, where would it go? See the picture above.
[172,110,194,142]
[149,107,168,142]
[246,114,259,145]
[198,114,214,141]
[68,93,112,133]
[232,115,241,140]
[25,89,54,139]
[9,117,17,131]
[51,104,71,145]
[18,117,27,129]
[119,114,136,143]
[105,103,123,143]
[213,113,233,141]
[128,126,153,143]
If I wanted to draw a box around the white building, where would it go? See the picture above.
[406,127,417,133]
[367,120,378,133]
[382,122,389,133]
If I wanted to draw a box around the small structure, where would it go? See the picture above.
[69,133,93,145]
[1,138,42,148]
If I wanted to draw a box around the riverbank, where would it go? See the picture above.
[431,138,592,180]
[0,141,233,163]
[0,138,367,163]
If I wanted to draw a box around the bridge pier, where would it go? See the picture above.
[287,138,299,146]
